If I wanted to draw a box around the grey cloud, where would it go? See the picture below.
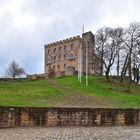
[0,0,140,76]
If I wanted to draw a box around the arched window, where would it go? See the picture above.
[54,56,56,62]
[53,65,55,70]
[71,44,74,50]
[54,48,56,53]
[59,55,61,61]
[69,51,75,60]
[57,65,60,70]
[64,64,66,70]
[64,54,67,60]
[48,66,51,71]
[48,49,50,54]
[59,47,61,54]
[64,46,67,52]
[47,56,51,64]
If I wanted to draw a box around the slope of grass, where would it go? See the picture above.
[0,76,140,108]
[0,80,62,107]
[57,76,140,108]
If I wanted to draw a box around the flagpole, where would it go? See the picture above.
[78,47,80,81]
[86,42,88,86]
[79,45,82,83]
[81,45,83,77]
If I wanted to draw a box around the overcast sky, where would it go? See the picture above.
[0,0,140,77]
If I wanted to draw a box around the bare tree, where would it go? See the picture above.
[5,60,25,79]
[95,27,123,79]
[119,22,140,87]
[113,28,124,77]
[95,27,109,75]
[96,27,123,81]
[95,22,140,85]
[120,53,129,83]
[132,41,140,83]
[104,28,121,81]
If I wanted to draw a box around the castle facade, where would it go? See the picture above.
[44,31,100,78]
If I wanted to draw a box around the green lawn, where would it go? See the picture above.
[0,80,62,107]
[57,76,140,108]
[0,76,140,108]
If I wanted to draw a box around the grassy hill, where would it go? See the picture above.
[0,76,140,108]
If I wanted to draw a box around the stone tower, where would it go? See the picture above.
[82,31,95,74]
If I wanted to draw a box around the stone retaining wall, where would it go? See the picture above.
[0,107,139,127]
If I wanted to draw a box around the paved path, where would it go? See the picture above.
[0,126,140,140]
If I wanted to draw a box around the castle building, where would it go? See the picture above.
[44,31,100,78]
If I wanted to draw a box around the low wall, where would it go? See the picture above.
[0,107,140,128]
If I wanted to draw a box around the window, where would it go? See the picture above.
[57,65,60,70]
[59,55,61,61]
[64,54,67,60]
[54,48,56,53]
[53,65,55,70]
[69,51,75,60]
[59,47,61,53]
[71,44,74,50]
[48,49,50,54]
[47,56,51,64]
[45,57,47,64]
[54,56,56,62]
[48,66,51,71]
[64,46,67,52]
[64,64,66,70]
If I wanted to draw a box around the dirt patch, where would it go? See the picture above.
[47,80,117,108]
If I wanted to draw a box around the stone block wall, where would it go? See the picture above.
[0,107,139,128]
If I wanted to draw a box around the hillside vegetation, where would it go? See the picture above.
[0,76,140,108]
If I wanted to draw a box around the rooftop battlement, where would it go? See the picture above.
[45,35,81,47]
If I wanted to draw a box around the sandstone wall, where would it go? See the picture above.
[45,37,82,74]
[0,107,139,128]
